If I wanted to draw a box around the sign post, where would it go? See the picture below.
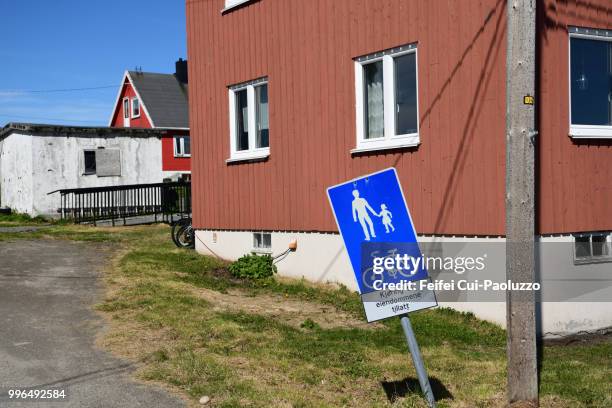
[327,168,437,407]
[400,315,436,407]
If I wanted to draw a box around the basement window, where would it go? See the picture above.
[174,136,191,157]
[228,78,270,162]
[253,232,272,253]
[83,150,96,175]
[569,28,612,138]
[354,43,420,153]
[574,232,612,264]
[131,98,140,118]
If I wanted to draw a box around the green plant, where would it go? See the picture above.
[0,212,48,224]
[228,254,276,280]
[300,318,320,330]
[149,348,169,362]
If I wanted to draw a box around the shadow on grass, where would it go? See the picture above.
[381,376,453,403]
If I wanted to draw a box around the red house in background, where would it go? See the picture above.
[109,59,191,180]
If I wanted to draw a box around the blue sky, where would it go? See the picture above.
[0,1,186,127]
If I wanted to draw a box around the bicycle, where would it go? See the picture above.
[171,217,194,249]
[361,248,417,290]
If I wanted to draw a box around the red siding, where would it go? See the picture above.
[111,77,192,173]
[538,0,612,234]
[110,79,152,128]
[162,131,191,172]
[187,0,612,235]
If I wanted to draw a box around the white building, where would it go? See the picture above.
[0,123,166,218]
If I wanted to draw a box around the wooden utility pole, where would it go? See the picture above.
[506,0,538,405]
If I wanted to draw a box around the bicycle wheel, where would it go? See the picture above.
[362,267,382,291]
[176,224,194,248]
[171,218,191,247]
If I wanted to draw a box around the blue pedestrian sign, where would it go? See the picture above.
[327,168,437,322]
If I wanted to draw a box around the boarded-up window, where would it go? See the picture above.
[95,149,121,177]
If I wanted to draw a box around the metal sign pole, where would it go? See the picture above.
[327,170,438,407]
[400,315,436,408]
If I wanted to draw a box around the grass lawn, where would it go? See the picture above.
[1,220,610,407]
[0,212,50,227]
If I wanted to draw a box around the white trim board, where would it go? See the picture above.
[222,0,254,13]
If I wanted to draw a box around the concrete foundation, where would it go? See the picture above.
[195,229,612,336]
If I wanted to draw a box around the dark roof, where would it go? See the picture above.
[128,71,189,128]
[0,123,167,139]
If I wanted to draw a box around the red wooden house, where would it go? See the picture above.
[186,0,612,333]
[109,59,191,179]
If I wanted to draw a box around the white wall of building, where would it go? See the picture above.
[0,134,33,213]
[195,229,612,336]
[537,235,612,335]
[0,130,163,217]
[196,230,354,286]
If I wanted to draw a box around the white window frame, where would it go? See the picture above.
[131,97,140,119]
[573,232,612,264]
[123,97,130,119]
[173,136,191,158]
[568,28,612,139]
[252,232,272,254]
[354,45,420,153]
[228,78,270,162]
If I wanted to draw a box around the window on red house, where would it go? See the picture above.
[173,136,191,157]
[131,98,140,118]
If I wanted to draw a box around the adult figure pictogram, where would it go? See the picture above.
[351,189,378,241]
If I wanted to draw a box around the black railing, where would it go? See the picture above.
[49,182,191,225]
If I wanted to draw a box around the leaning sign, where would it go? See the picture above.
[327,167,437,322]
[327,167,438,407]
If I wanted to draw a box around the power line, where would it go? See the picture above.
[0,85,117,94]
[0,113,105,124]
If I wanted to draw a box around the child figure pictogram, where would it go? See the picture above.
[378,203,395,233]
